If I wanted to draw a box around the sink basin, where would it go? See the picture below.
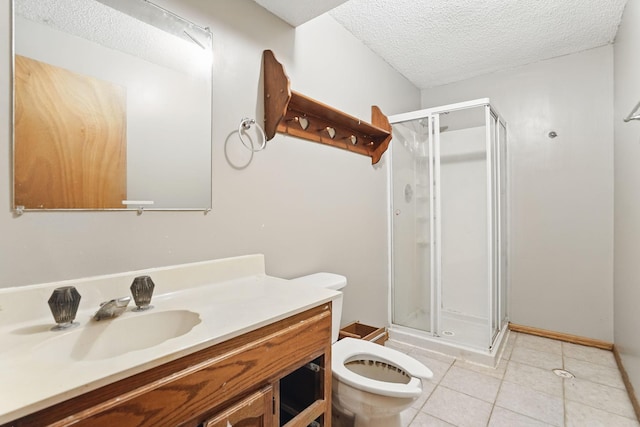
[35,310,201,361]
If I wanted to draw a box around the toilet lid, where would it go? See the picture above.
[332,338,434,398]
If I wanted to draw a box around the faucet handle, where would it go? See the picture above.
[130,276,155,311]
[48,286,81,330]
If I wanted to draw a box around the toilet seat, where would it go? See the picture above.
[332,338,433,398]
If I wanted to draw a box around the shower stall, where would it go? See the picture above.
[388,99,508,365]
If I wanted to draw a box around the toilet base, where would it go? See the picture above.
[333,403,403,427]
[354,413,401,427]
[331,403,355,427]
[333,378,417,427]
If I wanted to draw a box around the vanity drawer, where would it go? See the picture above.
[203,386,274,427]
[8,304,332,427]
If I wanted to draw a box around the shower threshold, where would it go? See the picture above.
[387,324,510,368]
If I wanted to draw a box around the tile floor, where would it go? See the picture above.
[386,332,640,427]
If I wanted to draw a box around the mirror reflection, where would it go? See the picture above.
[13,0,213,210]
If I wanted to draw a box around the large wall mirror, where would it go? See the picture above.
[12,0,213,211]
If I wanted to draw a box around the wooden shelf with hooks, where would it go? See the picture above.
[263,49,392,165]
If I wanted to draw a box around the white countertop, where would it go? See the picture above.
[0,255,339,424]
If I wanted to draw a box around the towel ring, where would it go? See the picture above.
[238,117,267,152]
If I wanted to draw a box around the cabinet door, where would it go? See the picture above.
[204,386,273,427]
[15,55,127,209]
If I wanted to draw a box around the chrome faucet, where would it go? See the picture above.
[93,296,131,321]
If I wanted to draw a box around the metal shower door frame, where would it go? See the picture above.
[430,113,439,337]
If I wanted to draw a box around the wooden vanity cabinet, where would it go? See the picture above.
[203,386,274,427]
[5,304,332,427]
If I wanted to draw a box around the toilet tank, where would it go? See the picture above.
[290,273,346,343]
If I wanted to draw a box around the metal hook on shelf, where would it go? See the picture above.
[238,117,267,152]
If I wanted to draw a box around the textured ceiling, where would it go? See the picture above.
[17,0,210,74]
[252,0,348,26]
[253,0,628,89]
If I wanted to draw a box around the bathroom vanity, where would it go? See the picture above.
[0,255,338,427]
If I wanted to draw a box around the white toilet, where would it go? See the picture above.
[291,273,433,427]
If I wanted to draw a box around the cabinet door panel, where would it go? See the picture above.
[204,387,273,427]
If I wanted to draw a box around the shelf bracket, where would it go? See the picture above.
[263,50,392,165]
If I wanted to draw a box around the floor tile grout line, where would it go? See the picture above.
[434,382,499,405]
[442,365,506,381]
[500,374,564,399]
[412,375,438,413]
[503,360,557,426]
[422,412,456,427]
[515,334,564,355]
[492,359,564,427]
[563,389,640,421]
[407,349,455,426]
[561,341,620,369]
[485,360,507,427]
[413,360,457,425]
[433,359,455,386]
[501,340,564,426]
[505,359,563,377]
[421,384,494,426]
[512,345,564,360]
[404,407,419,426]
[563,356,620,370]
[562,347,638,420]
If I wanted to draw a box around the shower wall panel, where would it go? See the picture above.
[439,126,488,319]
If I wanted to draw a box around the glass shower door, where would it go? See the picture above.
[390,117,434,334]
[436,106,491,350]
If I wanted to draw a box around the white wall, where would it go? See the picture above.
[614,0,640,400]
[421,46,615,341]
[0,0,421,330]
